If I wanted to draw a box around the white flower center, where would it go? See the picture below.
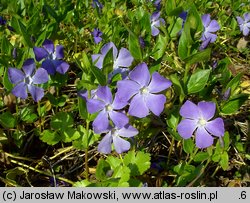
[140,87,149,95]
[49,52,57,60]
[105,104,113,112]
[24,76,32,85]
[198,118,207,126]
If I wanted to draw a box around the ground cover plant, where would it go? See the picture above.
[0,0,249,187]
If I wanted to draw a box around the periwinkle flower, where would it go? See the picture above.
[98,124,138,154]
[8,58,49,102]
[116,62,172,118]
[150,12,165,36]
[200,14,220,50]
[0,16,7,26]
[91,42,134,78]
[33,39,69,75]
[92,0,103,10]
[236,13,250,36]
[92,28,103,44]
[177,100,225,148]
[87,86,128,134]
[151,0,161,10]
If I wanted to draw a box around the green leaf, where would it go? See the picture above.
[106,156,122,169]
[187,69,210,94]
[165,0,176,15]
[50,112,73,131]
[221,94,248,114]
[40,130,61,145]
[3,67,13,91]
[184,49,211,65]
[183,138,194,154]
[11,17,33,47]
[166,108,180,130]
[178,28,192,59]
[124,151,151,176]
[0,112,16,128]
[43,4,58,21]
[128,32,142,60]
[113,165,130,186]
[89,65,107,86]
[169,74,185,102]
[62,128,81,143]
[152,35,168,60]
[194,152,209,162]
[219,151,229,170]
[78,97,88,120]
[73,180,91,187]
[102,47,114,78]
[225,72,242,94]
[96,159,110,181]
[73,126,100,150]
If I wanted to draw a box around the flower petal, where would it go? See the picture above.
[236,16,244,25]
[42,59,56,75]
[198,101,215,121]
[8,68,25,84]
[33,47,48,61]
[54,60,70,74]
[32,68,49,84]
[91,54,103,69]
[12,82,27,99]
[113,135,130,154]
[27,85,44,102]
[93,110,110,134]
[207,20,220,32]
[180,100,200,119]
[128,93,149,118]
[101,42,118,59]
[205,118,225,137]
[243,13,250,22]
[243,26,250,36]
[204,32,217,43]
[109,111,129,128]
[202,14,211,27]
[151,12,160,21]
[43,39,54,54]
[55,45,64,59]
[117,124,138,138]
[96,86,113,104]
[98,132,112,154]
[151,25,160,36]
[129,62,150,87]
[116,80,140,103]
[177,119,197,139]
[195,126,214,148]
[114,48,134,69]
[22,58,35,76]
[145,93,166,116]
[148,72,172,93]
[87,99,105,113]
[199,38,211,50]
[94,36,102,44]
[112,93,128,109]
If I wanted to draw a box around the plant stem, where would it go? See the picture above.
[37,101,42,132]
[85,120,90,180]
[187,147,199,165]
[119,154,124,165]
[167,137,175,165]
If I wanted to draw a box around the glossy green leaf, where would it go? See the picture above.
[221,94,248,114]
[187,69,210,94]
[50,112,73,131]
[40,130,61,145]
[128,32,142,60]
[183,138,194,154]
[0,112,16,128]
[184,48,211,65]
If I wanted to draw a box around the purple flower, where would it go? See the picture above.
[200,14,220,50]
[116,63,172,118]
[92,0,103,9]
[33,39,69,75]
[177,100,225,148]
[150,12,165,36]
[92,28,103,44]
[87,86,129,134]
[8,58,49,102]
[151,0,161,10]
[91,42,134,77]
[139,36,145,48]
[236,13,250,36]
[98,124,138,154]
[0,16,7,26]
